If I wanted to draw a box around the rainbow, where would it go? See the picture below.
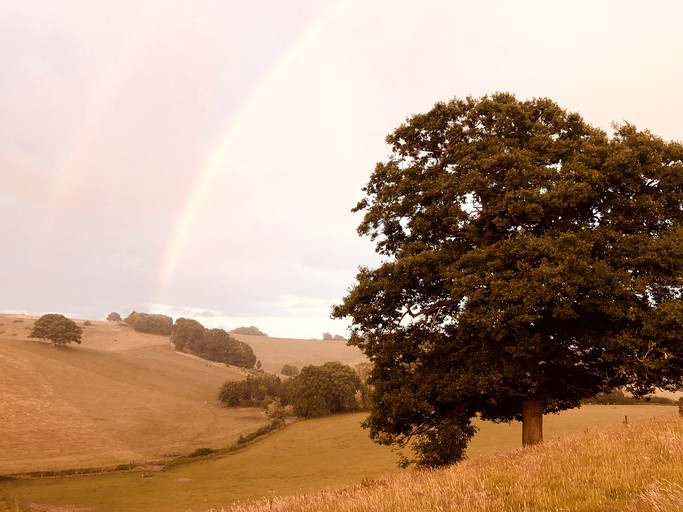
[156,0,357,298]
[46,4,157,240]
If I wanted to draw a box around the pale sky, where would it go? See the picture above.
[2,1,683,338]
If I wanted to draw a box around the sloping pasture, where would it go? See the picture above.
[0,315,263,473]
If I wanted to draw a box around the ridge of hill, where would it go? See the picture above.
[0,314,362,473]
[229,333,366,373]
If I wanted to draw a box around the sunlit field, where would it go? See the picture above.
[230,413,683,512]
[0,315,363,474]
[1,314,679,511]
[1,407,676,511]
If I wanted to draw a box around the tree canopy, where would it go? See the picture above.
[124,311,173,335]
[218,373,282,406]
[333,93,683,467]
[172,318,257,369]
[287,361,364,418]
[29,314,83,347]
[106,312,122,322]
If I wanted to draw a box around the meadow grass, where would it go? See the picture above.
[229,413,683,512]
[1,407,676,511]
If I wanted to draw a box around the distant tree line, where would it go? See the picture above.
[172,318,257,369]
[582,389,677,406]
[230,326,268,336]
[120,311,256,369]
[218,361,370,418]
[322,333,346,341]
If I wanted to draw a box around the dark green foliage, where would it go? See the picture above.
[188,447,217,458]
[266,398,286,426]
[106,312,122,322]
[171,317,205,352]
[218,373,282,407]
[205,328,257,368]
[230,325,268,336]
[124,311,173,335]
[280,364,299,377]
[333,93,683,467]
[218,381,248,406]
[172,318,257,369]
[243,372,281,402]
[235,419,284,445]
[29,314,83,347]
[288,362,364,418]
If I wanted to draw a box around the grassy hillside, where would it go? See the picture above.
[230,413,683,512]
[0,314,262,473]
[0,407,676,511]
[229,333,366,374]
[0,314,365,474]
[2,313,680,512]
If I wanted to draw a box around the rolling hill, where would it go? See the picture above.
[0,314,363,474]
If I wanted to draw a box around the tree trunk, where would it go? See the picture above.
[522,398,543,446]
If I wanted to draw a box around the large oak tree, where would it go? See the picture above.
[333,93,683,467]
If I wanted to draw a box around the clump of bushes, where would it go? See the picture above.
[172,318,257,369]
[218,361,370,420]
[236,419,284,445]
[218,372,282,406]
[281,364,299,377]
[124,311,173,336]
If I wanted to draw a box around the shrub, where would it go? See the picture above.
[106,312,122,322]
[124,311,173,335]
[281,364,299,378]
[218,373,283,407]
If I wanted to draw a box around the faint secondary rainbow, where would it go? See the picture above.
[46,3,159,240]
[156,0,357,296]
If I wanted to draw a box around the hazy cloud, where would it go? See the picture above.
[2,0,682,337]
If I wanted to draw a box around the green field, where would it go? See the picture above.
[1,406,676,511]
[1,314,679,511]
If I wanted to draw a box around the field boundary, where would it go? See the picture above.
[1,418,287,480]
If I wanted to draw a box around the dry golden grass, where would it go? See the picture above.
[229,414,683,512]
[0,314,362,474]
[0,315,261,473]
[229,333,366,374]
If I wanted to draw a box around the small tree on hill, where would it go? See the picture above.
[106,312,122,322]
[333,93,683,467]
[30,314,83,347]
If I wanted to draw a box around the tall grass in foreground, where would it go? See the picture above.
[229,414,683,512]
